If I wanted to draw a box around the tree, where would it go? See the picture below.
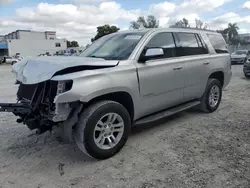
[195,19,208,29]
[170,18,190,28]
[67,40,79,48]
[217,29,228,42]
[231,38,240,46]
[91,25,120,42]
[224,23,239,43]
[130,15,159,29]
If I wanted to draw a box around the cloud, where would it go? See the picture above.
[243,1,250,9]
[70,0,106,2]
[1,1,141,45]
[149,1,176,17]
[208,12,241,29]
[0,0,11,4]
[149,0,227,28]
[0,0,241,45]
[178,0,226,14]
[207,12,250,30]
[238,28,250,34]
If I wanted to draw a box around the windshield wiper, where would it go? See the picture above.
[89,55,104,59]
[88,55,118,60]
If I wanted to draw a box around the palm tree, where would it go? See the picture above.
[225,23,239,43]
[217,29,228,43]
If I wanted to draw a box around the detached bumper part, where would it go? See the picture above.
[0,103,31,113]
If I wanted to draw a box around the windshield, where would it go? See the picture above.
[80,32,146,60]
[233,51,247,55]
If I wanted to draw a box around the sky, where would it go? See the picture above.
[1,0,250,45]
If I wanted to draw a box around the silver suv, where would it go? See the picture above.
[0,28,232,159]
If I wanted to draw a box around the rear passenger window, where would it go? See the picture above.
[207,34,228,54]
[174,32,207,56]
[145,32,175,59]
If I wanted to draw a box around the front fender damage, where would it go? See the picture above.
[59,103,83,143]
[60,103,93,158]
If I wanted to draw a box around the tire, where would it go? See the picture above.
[245,73,250,79]
[74,100,131,160]
[12,61,17,65]
[199,78,222,113]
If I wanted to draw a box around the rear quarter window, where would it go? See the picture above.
[207,34,228,54]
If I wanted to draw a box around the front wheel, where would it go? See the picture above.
[11,61,17,65]
[74,101,131,160]
[199,78,222,113]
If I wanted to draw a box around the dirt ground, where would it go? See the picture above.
[0,65,250,188]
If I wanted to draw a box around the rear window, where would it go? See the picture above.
[207,34,228,54]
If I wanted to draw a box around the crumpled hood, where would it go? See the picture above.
[12,56,118,84]
[231,54,247,59]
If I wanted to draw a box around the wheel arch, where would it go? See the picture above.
[84,91,135,121]
[209,71,224,87]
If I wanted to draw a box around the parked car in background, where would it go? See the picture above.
[243,58,250,78]
[0,28,232,159]
[2,56,23,65]
[231,50,250,64]
[0,56,4,64]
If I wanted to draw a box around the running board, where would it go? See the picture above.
[134,100,200,126]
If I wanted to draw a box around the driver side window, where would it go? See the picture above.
[144,32,176,60]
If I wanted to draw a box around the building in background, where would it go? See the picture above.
[238,33,250,43]
[0,30,67,57]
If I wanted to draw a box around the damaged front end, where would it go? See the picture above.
[0,80,74,134]
[0,56,118,140]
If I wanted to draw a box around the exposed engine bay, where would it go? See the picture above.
[12,80,73,133]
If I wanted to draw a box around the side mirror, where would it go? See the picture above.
[139,48,164,62]
[145,48,164,57]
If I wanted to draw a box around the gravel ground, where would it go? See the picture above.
[0,65,250,188]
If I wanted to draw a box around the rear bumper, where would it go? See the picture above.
[0,103,31,113]
[231,59,245,64]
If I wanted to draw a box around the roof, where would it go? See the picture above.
[16,30,31,32]
[1,30,56,36]
[119,27,218,34]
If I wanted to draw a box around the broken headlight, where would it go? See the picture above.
[57,80,73,95]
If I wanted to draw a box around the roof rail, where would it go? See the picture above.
[169,27,217,33]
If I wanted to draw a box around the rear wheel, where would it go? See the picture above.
[74,100,131,160]
[199,78,222,113]
[11,61,17,65]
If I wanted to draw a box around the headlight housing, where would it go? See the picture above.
[57,80,73,95]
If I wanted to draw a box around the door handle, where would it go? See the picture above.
[203,61,210,65]
[173,66,183,70]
